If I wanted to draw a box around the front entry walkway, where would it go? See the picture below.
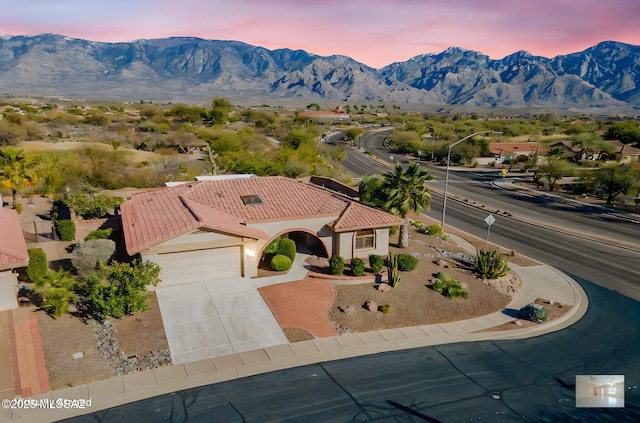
[156,278,288,364]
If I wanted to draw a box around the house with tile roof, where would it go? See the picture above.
[120,176,403,284]
[0,207,29,311]
[489,142,542,163]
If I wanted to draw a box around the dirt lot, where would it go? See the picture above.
[37,294,168,389]
[328,226,515,334]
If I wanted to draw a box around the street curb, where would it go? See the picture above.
[2,265,589,423]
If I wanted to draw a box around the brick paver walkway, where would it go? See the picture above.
[7,310,50,398]
[258,277,338,338]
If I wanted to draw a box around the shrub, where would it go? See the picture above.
[270,254,292,272]
[427,224,442,237]
[26,248,48,282]
[263,237,281,255]
[329,255,345,275]
[432,271,469,299]
[85,260,161,318]
[63,188,124,220]
[15,202,23,214]
[379,304,391,314]
[72,239,116,277]
[277,238,296,262]
[349,257,365,276]
[396,254,418,272]
[40,287,75,318]
[386,252,401,288]
[518,303,548,323]
[369,254,384,274]
[473,248,510,279]
[54,219,76,241]
[84,228,113,241]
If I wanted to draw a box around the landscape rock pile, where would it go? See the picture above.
[94,320,172,376]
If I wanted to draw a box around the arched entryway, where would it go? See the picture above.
[286,230,328,257]
[258,230,329,274]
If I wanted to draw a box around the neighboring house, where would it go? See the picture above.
[548,140,585,160]
[547,140,640,163]
[489,142,541,163]
[0,207,29,311]
[602,140,640,163]
[120,176,403,285]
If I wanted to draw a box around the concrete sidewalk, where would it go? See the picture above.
[2,242,589,422]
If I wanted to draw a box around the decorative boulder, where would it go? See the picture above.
[364,300,378,312]
[377,283,392,293]
[339,305,356,314]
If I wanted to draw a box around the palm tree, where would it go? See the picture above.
[381,162,432,248]
[0,148,39,207]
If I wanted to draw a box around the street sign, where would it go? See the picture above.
[485,214,496,226]
[484,214,495,244]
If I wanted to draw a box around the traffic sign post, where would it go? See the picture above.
[485,214,496,244]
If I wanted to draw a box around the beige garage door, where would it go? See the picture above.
[154,247,242,286]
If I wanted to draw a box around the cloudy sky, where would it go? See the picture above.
[2,0,639,68]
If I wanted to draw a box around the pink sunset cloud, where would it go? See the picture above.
[1,0,638,68]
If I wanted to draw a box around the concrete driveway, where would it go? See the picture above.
[156,277,288,365]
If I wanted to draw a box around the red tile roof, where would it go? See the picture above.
[489,142,541,156]
[0,208,29,270]
[121,176,403,254]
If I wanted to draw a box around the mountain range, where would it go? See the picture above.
[0,34,639,111]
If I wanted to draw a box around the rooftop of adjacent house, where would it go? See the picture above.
[0,207,29,270]
[120,176,403,254]
[489,142,542,155]
[603,140,640,155]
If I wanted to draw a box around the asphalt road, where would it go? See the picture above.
[423,191,640,300]
[64,277,640,422]
[424,166,640,248]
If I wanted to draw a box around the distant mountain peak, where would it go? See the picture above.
[0,34,637,111]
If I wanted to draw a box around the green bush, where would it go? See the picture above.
[63,188,124,219]
[519,303,548,323]
[26,248,48,282]
[427,224,442,237]
[329,255,345,275]
[473,248,510,279]
[369,254,384,274]
[277,238,296,262]
[349,257,365,276]
[379,304,391,314]
[15,202,23,214]
[263,237,281,255]
[54,219,76,241]
[396,254,418,272]
[84,228,113,241]
[270,254,292,272]
[72,239,116,277]
[432,272,469,299]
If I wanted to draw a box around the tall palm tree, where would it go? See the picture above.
[381,162,432,248]
[0,148,39,207]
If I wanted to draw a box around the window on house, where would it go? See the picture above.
[355,229,375,250]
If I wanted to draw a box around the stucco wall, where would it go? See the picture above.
[335,228,390,260]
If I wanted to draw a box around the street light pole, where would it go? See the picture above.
[440,131,503,232]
